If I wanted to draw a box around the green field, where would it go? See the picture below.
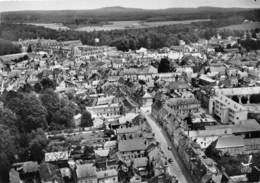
[219,21,260,31]
[75,19,210,32]
[26,23,70,31]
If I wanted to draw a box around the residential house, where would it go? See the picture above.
[39,163,64,183]
[86,103,120,119]
[97,169,118,183]
[118,139,147,160]
[215,136,245,155]
[76,163,97,183]
[45,151,69,163]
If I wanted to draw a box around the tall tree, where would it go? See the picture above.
[158,57,171,73]
[0,106,18,133]
[40,78,56,90]
[52,104,75,129]
[40,89,60,123]
[18,94,48,133]
[28,128,48,162]
[27,44,32,53]
[81,111,93,127]
[0,126,17,182]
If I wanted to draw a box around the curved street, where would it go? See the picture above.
[141,110,194,183]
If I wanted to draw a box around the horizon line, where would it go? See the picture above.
[1,5,259,13]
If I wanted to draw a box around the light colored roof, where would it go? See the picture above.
[118,113,139,124]
[199,75,216,83]
[73,113,82,120]
[213,95,246,111]
[76,164,97,179]
[133,157,148,168]
[97,96,115,105]
[9,169,21,183]
[192,117,216,124]
[87,103,119,110]
[45,151,69,162]
[97,169,117,179]
[167,81,189,90]
[142,92,152,99]
[167,97,199,106]
[104,140,117,149]
[233,119,260,133]
[215,87,260,96]
[187,128,232,138]
[60,168,71,178]
[116,126,140,134]
[22,161,39,173]
[209,66,226,73]
[94,149,109,157]
[118,139,146,152]
[216,136,244,149]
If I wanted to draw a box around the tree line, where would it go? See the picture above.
[0,78,93,182]
[0,39,21,56]
[0,16,249,52]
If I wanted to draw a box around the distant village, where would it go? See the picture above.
[0,30,260,183]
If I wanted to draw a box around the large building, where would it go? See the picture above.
[167,97,200,117]
[209,95,248,124]
[86,103,120,119]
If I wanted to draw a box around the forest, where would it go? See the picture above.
[0,39,21,56]
[0,78,95,182]
[0,16,249,52]
[2,7,259,26]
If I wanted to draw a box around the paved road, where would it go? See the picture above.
[142,110,194,183]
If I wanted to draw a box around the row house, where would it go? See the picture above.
[86,103,120,118]
[118,139,147,160]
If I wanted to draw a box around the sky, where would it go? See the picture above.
[0,0,259,12]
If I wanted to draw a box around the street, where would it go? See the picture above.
[141,110,194,183]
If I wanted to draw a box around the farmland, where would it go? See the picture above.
[219,21,260,31]
[26,23,70,31]
[27,19,210,32]
[74,19,210,32]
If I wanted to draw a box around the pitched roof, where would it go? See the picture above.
[142,92,152,99]
[104,140,117,149]
[167,97,199,106]
[22,161,39,173]
[94,149,110,157]
[76,164,97,179]
[133,157,148,168]
[39,163,62,182]
[97,169,118,179]
[216,136,244,149]
[116,126,140,134]
[233,119,260,133]
[118,139,146,152]
[45,151,69,162]
[167,81,189,90]
[9,169,21,183]
[97,96,115,105]
[118,113,139,124]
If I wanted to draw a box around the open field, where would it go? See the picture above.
[27,19,210,32]
[75,19,210,32]
[26,23,70,30]
[219,21,260,31]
